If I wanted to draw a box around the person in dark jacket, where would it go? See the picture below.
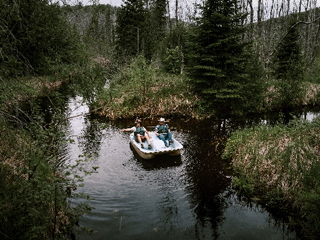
[120,119,152,149]
[155,117,173,147]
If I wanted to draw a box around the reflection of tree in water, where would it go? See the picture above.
[178,117,299,239]
[77,116,103,159]
[181,118,237,239]
[231,193,300,238]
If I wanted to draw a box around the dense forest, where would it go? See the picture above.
[60,0,320,117]
[1,0,320,239]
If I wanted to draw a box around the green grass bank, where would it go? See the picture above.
[222,116,320,239]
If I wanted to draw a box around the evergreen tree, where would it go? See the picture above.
[148,0,167,57]
[0,0,83,76]
[272,20,304,108]
[115,0,167,60]
[272,21,303,80]
[187,0,255,115]
[115,0,146,57]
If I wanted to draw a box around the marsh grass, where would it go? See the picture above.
[223,116,320,238]
[95,56,199,119]
[0,114,97,239]
[263,80,320,110]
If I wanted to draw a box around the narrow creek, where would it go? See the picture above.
[64,96,317,240]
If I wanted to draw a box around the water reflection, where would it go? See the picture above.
[67,107,304,239]
[181,119,233,239]
[78,117,103,159]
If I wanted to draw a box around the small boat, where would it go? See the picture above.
[129,132,183,159]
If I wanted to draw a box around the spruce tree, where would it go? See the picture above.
[0,0,83,76]
[146,0,167,59]
[115,0,167,60]
[187,0,254,115]
[272,20,304,109]
[273,21,303,80]
[115,0,146,57]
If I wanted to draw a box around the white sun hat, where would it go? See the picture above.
[158,117,165,122]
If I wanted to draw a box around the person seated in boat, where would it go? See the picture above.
[155,117,173,147]
[120,119,152,149]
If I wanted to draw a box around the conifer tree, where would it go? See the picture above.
[187,0,256,115]
[272,21,303,80]
[115,0,146,57]
[116,0,168,60]
[272,20,304,108]
[147,0,167,58]
[0,0,83,76]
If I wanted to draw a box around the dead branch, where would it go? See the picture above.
[269,16,320,59]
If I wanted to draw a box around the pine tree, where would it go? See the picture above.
[115,0,146,57]
[146,0,167,59]
[272,21,303,80]
[0,0,83,76]
[115,0,167,60]
[272,20,304,108]
[187,0,254,115]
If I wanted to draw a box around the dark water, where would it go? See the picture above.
[65,97,308,240]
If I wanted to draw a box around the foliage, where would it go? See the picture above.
[0,56,109,239]
[115,0,146,57]
[305,52,320,84]
[162,47,181,74]
[232,176,254,197]
[79,4,118,57]
[223,116,320,239]
[95,56,197,119]
[0,0,85,77]
[271,19,305,109]
[0,98,97,239]
[186,0,261,116]
[115,0,167,60]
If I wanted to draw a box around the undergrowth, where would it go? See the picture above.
[0,61,106,239]
[95,56,199,119]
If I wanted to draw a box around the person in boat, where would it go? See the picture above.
[155,117,173,147]
[120,119,152,149]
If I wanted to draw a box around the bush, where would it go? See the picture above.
[162,47,180,74]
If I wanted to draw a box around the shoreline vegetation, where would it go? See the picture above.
[222,116,320,239]
[93,57,320,120]
[0,62,105,239]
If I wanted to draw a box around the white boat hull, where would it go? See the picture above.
[129,132,183,159]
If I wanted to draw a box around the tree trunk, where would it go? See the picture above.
[175,0,184,74]
[248,0,254,37]
[167,0,173,48]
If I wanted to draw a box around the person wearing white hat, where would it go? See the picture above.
[120,118,152,149]
[154,117,173,147]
